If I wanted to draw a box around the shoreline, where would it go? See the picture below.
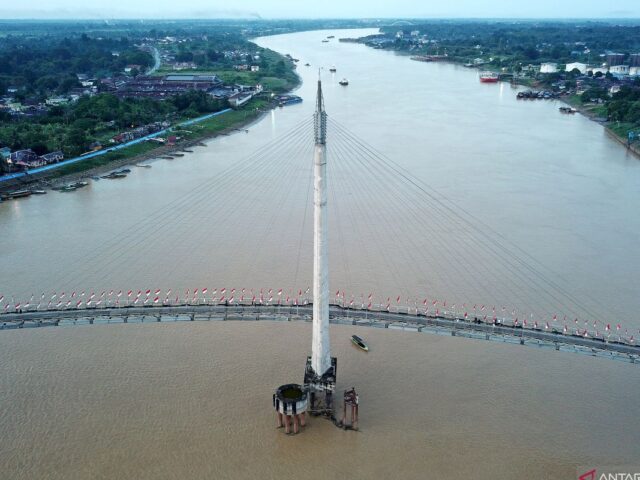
[0,41,302,195]
[394,50,640,159]
[38,106,273,191]
[0,97,295,195]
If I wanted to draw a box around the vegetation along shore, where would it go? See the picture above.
[347,20,640,156]
[0,20,315,192]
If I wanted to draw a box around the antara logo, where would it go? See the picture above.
[579,470,640,480]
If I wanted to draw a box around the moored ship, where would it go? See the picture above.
[479,71,500,83]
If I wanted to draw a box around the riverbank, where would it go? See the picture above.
[0,94,295,194]
[37,100,273,190]
[398,51,640,160]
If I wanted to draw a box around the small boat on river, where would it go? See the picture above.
[351,335,369,352]
[0,189,32,200]
[339,78,349,86]
[329,65,337,72]
[101,171,128,179]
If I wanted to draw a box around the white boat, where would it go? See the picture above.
[339,78,349,86]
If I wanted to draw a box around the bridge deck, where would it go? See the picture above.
[2,304,637,364]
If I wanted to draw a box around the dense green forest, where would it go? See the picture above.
[378,21,640,66]
[0,36,153,98]
[0,22,303,161]
[0,91,226,157]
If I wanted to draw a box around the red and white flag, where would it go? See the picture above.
[153,297,159,304]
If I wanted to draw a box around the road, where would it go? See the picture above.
[146,46,161,75]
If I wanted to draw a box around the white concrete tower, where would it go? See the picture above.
[311,78,331,376]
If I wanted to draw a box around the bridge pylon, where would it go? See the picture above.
[304,77,337,418]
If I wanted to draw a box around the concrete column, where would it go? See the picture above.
[312,79,331,377]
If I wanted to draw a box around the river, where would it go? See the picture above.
[0,28,639,480]
[1,29,639,329]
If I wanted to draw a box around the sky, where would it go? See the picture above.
[0,0,638,19]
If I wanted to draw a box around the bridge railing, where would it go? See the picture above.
[1,303,638,364]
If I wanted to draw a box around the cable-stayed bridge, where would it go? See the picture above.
[1,80,638,362]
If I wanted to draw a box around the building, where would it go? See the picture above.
[588,66,609,76]
[116,75,222,99]
[606,53,626,66]
[228,92,253,108]
[10,149,43,169]
[628,54,640,67]
[630,67,640,77]
[610,65,630,75]
[539,62,558,73]
[565,62,588,74]
[250,65,260,72]
[40,151,64,164]
[10,149,38,164]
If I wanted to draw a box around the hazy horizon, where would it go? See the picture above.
[0,0,638,20]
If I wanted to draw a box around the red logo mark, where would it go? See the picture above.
[579,469,597,480]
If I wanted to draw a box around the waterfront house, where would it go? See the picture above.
[10,149,38,164]
[11,149,44,169]
[40,151,64,164]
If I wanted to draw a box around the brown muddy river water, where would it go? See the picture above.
[1,29,640,479]
[1,322,639,480]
